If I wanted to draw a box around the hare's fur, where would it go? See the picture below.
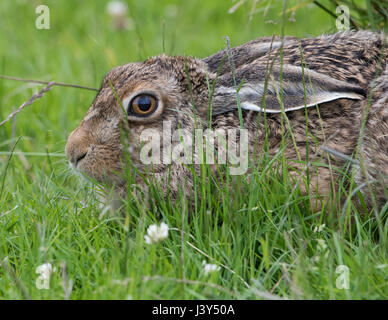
[66,30,387,209]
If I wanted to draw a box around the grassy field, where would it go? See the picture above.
[0,0,387,299]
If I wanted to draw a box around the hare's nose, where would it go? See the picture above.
[65,129,89,167]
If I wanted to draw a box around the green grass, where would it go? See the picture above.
[0,0,387,299]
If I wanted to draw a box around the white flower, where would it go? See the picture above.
[36,263,53,277]
[202,260,220,274]
[106,1,128,16]
[106,0,133,30]
[313,224,326,233]
[144,222,169,244]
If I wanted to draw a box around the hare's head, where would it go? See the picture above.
[65,55,211,192]
[66,50,365,195]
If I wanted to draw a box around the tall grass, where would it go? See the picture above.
[0,0,387,299]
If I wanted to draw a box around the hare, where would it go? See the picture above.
[65,30,388,209]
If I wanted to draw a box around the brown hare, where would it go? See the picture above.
[65,30,387,209]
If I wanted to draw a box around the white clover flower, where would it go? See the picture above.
[313,224,326,233]
[202,260,220,274]
[36,263,53,277]
[106,1,128,16]
[106,1,133,30]
[144,222,169,244]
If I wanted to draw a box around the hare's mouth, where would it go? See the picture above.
[75,152,87,167]
[68,157,126,187]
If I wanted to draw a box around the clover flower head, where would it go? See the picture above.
[202,260,221,274]
[35,263,53,277]
[106,1,128,17]
[313,224,326,233]
[144,222,169,244]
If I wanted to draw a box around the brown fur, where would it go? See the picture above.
[66,30,387,209]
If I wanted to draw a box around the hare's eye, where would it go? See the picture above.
[129,94,158,116]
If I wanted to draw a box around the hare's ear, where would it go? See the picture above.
[203,39,284,74]
[211,64,365,115]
